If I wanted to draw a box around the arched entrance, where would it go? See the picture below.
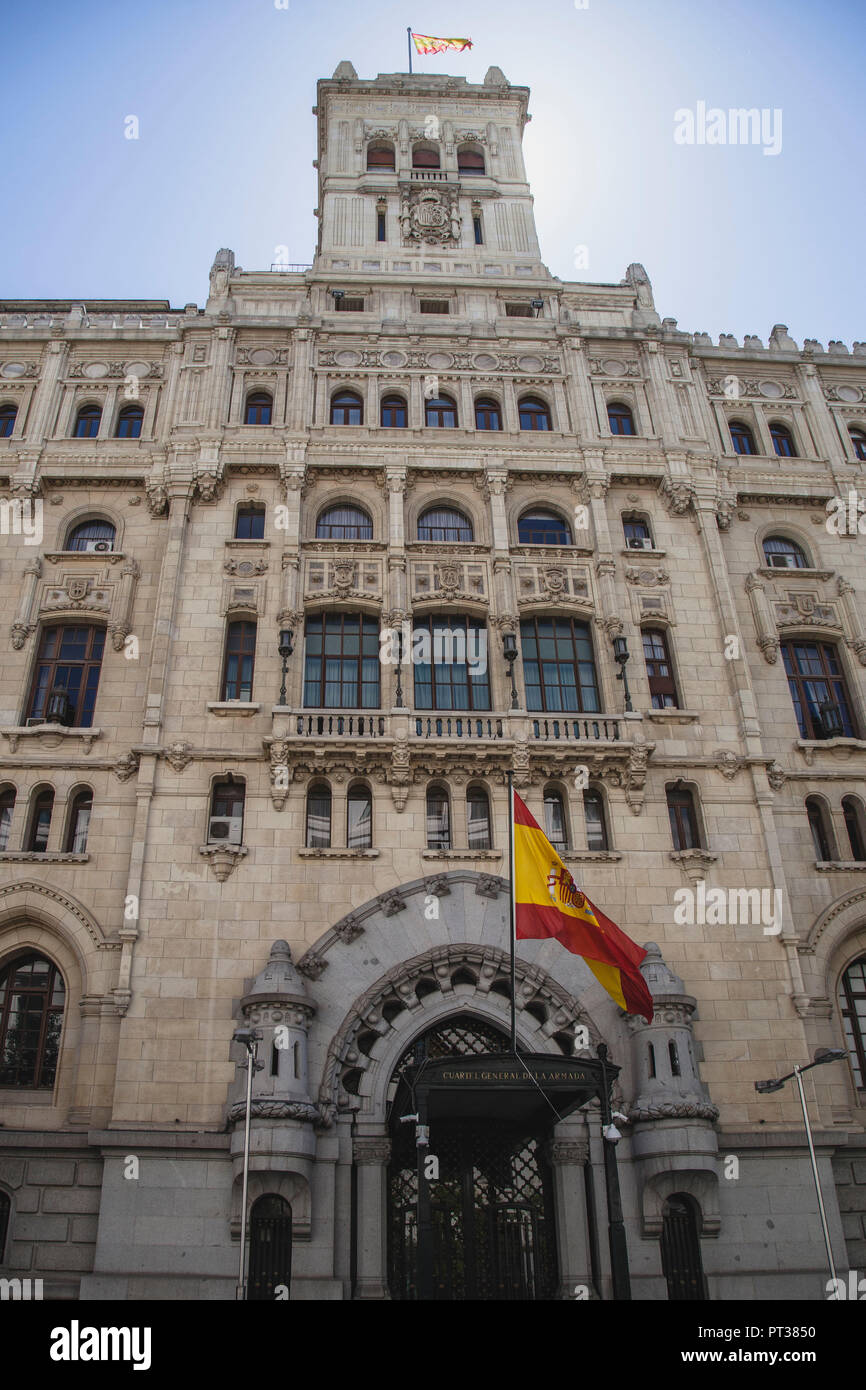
[660,1194,707,1300]
[386,1014,558,1301]
[247,1194,292,1300]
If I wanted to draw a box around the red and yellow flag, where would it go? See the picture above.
[513,791,653,1023]
[411,33,473,55]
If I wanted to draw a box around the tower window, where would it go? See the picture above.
[667,785,702,851]
[0,953,66,1088]
[419,300,450,315]
[608,401,635,436]
[473,215,483,245]
[235,505,266,540]
[377,211,386,242]
[245,392,273,425]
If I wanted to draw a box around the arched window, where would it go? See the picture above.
[583,788,608,852]
[520,616,600,713]
[73,404,101,438]
[543,788,569,853]
[729,420,756,455]
[467,786,492,850]
[248,1194,292,1301]
[315,505,373,540]
[475,397,501,431]
[115,405,143,438]
[607,401,635,436]
[65,519,116,552]
[0,1189,9,1261]
[412,145,440,169]
[305,783,331,848]
[208,779,245,845]
[849,427,866,462]
[838,957,866,1089]
[381,394,407,428]
[413,616,490,711]
[517,510,572,545]
[27,626,106,728]
[235,504,265,540]
[623,514,654,549]
[806,796,836,862]
[65,788,92,853]
[782,640,856,740]
[367,142,395,170]
[221,620,257,701]
[0,786,15,852]
[457,147,485,175]
[0,403,17,437]
[0,953,66,1088]
[347,784,373,849]
[842,796,866,861]
[667,784,702,851]
[518,397,551,431]
[417,506,473,542]
[763,535,808,569]
[26,786,53,853]
[426,785,451,849]
[661,1195,707,1300]
[330,390,363,425]
[303,613,380,708]
[245,392,273,425]
[425,393,458,428]
[770,421,797,457]
[643,628,679,709]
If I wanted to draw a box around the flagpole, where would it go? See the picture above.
[407,26,413,74]
[507,770,517,1054]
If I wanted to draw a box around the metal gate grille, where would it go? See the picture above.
[387,1016,558,1301]
[660,1195,707,1300]
[248,1195,292,1301]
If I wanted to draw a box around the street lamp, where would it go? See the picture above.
[278,629,294,707]
[502,631,519,710]
[612,635,633,713]
[531,298,544,318]
[755,1047,847,1284]
[233,1025,262,1300]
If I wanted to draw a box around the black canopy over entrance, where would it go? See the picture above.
[385,1015,619,1301]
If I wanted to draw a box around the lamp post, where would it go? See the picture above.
[233,1025,262,1300]
[278,628,294,707]
[330,289,345,308]
[612,635,633,713]
[597,1043,631,1299]
[502,630,519,710]
[46,688,72,726]
[755,1047,847,1284]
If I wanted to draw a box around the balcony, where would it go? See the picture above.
[275,709,625,746]
[414,714,505,741]
[294,711,388,738]
[530,715,622,743]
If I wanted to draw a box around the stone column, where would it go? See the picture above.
[548,1131,593,1298]
[353,1134,392,1299]
[27,337,69,442]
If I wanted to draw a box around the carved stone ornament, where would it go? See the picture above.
[112,750,140,782]
[380,890,406,917]
[146,483,168,517]
[625,566,670,586]
[388,732,411,812]
[434,561,462,598]
[333,560,357,593]
[625,745,651,815]
[163,741,194,773]
[767,761,787,790]
[713,749,744,780]
[199,843,247,881]
[399,186,462,246]
[11,623,34,650]
[658,477,695,516]
[716,500,735,531]
[196,471,221,502]
[540,566,566,597]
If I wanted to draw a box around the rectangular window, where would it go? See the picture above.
[505,303,533,317]
[419,300,450,314]
[426,791,450,849]
[376,212,386,242]
[642,629,679,709]
[303,614,380,709]
[222,621,257,702]
[336,297,365,312]
[781,641,856,740]
[27,626,106,728]
[520,617,600,714]
[473,216,483,245]
[413,617,490,712]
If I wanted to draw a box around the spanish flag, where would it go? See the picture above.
[411,33,473,55]
[513,791,654,1023]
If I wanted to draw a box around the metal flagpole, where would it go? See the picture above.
[407,26,413,74]
[507,770,517,1054]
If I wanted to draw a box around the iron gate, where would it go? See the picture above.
[247,1194,292,1301]
[660,1195,708,1300]
[386,1015,558,1301]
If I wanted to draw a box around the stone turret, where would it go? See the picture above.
[628,943,717,1122]
[229,939,317,1123]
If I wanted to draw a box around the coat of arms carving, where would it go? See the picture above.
[399,188,462,246]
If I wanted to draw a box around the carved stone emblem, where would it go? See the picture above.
[400,187,462,246]
[333,560,357,594]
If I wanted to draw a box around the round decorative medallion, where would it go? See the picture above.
[335,350,361,367]
[125,360,151,378]
[474,353,498,370]
[519,354,544,373]
[84,362,109,378]
[249,348,275,366]
[428,351,453,369]
[603,358,626,376]
[1,362,27,377]
[758,380,784,398]
[837,385,862,403]
[382,350,406,367]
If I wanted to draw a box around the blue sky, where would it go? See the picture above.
[2,0,863,345]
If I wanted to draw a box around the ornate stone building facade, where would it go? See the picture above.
[0,60,865,1301]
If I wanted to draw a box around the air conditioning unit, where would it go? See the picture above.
[208,816,243,845]
[25,717,45,728]
[627,537,653,551]
[768,553,797,568]
[84,540,112,553]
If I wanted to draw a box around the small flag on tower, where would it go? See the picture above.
[411,33,473,55]
[512,790,654,1023]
